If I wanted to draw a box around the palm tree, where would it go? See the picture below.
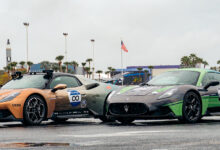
[10,62,17,72]
[27,61,33,72]
[189,53,198,67]
[81,62,86,76]
[105,71,110,78]
[62,65,66,73]
[96,70,103,81]
[88,71,93,78]
[55,55,64,72]
[210,66,217,71]
[144,70,149,81]
[19,61,25,69]
[202,61,209,68]
[181,56,191,68]
[40,61,51,70]
[111,68,116,78]
[148,66,154,79]
[137,67,143,83]
[107,67,112,71]
[71,61,79,74]
[51,63,59,72]
[86,58,93,69]
[84,67,90,78]
[64,62,70,73]
[4,65,11,74]
[107,67,113,78]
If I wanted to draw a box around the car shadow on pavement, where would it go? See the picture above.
[0,119,101,128]
[1,118,220,128]
[106,118,220,127]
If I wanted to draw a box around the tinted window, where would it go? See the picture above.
[202,72,220,86]
[50,76,81,89]
[2,75,48,89]
[148,70,200,86]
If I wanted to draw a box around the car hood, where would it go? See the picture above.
[116,85,174,96]
[0,89,22,99]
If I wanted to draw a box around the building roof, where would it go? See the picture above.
[115,68,151,72]
[127,65,180,69]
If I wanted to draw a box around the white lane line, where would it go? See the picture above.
[60,130,185,138]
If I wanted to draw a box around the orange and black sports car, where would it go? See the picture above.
[0,71,117,125]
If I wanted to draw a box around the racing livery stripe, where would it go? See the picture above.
[119,86,136,94]
[164,100,183,107]
[155,86,174,93]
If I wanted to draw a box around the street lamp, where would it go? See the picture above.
[23,22,29,69]
[91,39,95,79]
[63,33,68,62]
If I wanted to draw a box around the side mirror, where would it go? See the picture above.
[85,83,99,90]
[51,84,67,93]
[204,81,219,90]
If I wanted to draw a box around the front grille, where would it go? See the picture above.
[109,103,148,115]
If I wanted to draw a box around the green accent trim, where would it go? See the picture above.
[201,98,209,115]
[167,101,183,116]
[200,96,220,115]
[164,100,183,106]
[196,71,207,86]
[119,86,135,94]
[202,96,219,98]
[155,86,173,93]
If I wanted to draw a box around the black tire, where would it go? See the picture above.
[52,118,68,123]
[117,118,135,124]
[99,116,114,122]
[23,95,47,126]
[180,91,202,123]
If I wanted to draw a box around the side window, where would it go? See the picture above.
[202,73,220,86]
[50,76,81,89]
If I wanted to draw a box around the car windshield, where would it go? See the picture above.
[1,75,48,89]
[147,70,200,86]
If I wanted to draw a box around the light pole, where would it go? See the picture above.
[63,33,68,62]
[23,22,29,69]
[91,39,95,79]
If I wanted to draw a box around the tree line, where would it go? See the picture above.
[2,55,120,81]
[180,53,220,71]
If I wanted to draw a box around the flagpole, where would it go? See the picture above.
[121,40,124,86]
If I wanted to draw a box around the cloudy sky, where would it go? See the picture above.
[0,0,220,71]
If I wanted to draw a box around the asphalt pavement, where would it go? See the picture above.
[1,117,220,150]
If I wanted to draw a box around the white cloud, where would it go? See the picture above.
[0,0,220,71]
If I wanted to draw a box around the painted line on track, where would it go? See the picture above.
[60,130,186,138]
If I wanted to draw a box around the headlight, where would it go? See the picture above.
[158,88,178,100]
[0,92,20,103]
[108,91,116,100]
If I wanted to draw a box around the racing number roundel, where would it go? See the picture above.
[68,90,81,106]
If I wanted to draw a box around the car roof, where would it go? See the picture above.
[170,68,220,73]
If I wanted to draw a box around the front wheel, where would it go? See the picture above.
[23,95,47,126]
[99,116,115,122]
[52,118,68,123]
[180,91,202,123]
[117,118,135,124]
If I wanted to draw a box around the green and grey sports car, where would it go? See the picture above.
[106,68,220,124]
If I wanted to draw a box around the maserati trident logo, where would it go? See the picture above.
[124,104,129,112]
